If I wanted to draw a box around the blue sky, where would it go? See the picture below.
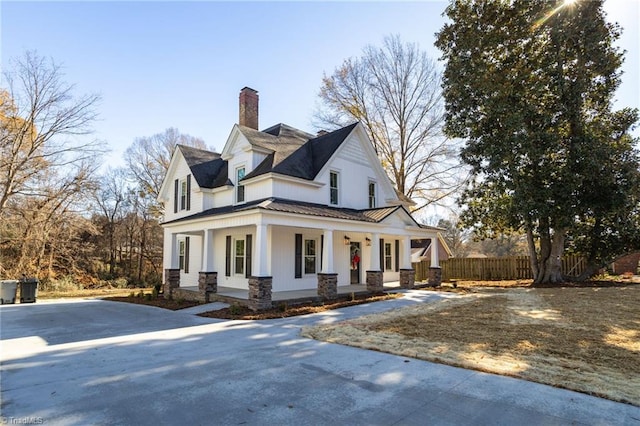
[2,1,639,166]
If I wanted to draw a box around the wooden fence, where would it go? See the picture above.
[413,255,586,282]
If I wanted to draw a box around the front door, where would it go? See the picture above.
[350,242,361,284]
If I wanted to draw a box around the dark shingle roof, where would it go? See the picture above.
[162,197,407,226]
[178,122,358,189]
[177,145,229,189]
[245,122,358,180]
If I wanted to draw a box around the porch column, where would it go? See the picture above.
[165,231,179,269]
[399,235,415,289]
[254,224,270,276]
[429,234,442,287]
[164,231,180,296]
[201,229,214,272]
[321,229,334,273]
[366,233,383,293]
[249,224,272,311]
[199,229,217,297]
[318,229,337,299]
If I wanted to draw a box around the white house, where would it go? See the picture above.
[158,87,445,310]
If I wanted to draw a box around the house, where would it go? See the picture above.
[411,238,452,264]
[158,87,444,310]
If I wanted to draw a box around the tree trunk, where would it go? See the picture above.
[532,227,565,285]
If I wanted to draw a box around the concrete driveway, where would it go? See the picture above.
[1,293,638,425]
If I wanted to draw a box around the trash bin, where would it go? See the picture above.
[0,280,19,304]
[20,278,38,303]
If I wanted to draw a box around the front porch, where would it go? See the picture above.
[171,282,411,307]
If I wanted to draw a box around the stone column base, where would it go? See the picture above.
[366,270,383,293]
[164,269,180,298]
[198,272,217,302]
[429,267,442,287]
[317,273,338,300]
[399,269,415,289]
[248,276,272,311]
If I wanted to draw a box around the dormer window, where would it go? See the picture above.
[236,166,246,203]
[330,171,339,205]
[368,181,376,208]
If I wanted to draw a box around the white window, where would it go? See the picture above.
[304,239,317,274]
[236,166,246,203]
[368,181,376,208]
[384,242,393,271]
[179,240,185,270]
[330,171,339,205]
[180,179,187,210]
[234,238,245,275]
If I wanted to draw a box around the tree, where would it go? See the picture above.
[436,0,639,283]
[436,216,470,257]
[0,51,104,278]
[315,35,466,212]
[124,128,206,216]
[92,167,129,276]
[0,51,103,217]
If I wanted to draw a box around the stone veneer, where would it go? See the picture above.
[399,269,415,289]
[317,273,338,300]
[164,269,180,298]
[198,272,218,303]
[366,270,383,293]
[429,267,443,287]
[248,276,272,311]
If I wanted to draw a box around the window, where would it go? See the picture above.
[234,239,245,275]
[178,237,189,272]
[384,242,392,271]
[304,239,317,274]
[180,180,187,210]
[179,240,185,270]
[368,181,376,208]
[236,167,246,203]
[330,171,339,205]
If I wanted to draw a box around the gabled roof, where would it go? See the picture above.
[244,123,358,181]
[177,145,230,189]
[162,197,419,227]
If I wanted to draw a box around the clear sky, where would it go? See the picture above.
[2,1,639,167]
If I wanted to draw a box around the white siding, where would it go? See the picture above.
[163,157,203,223]
[177,234,202,288]
[215,225,253,290]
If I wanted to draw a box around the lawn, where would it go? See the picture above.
[302,283,640,406]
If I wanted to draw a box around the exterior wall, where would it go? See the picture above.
[179,234,202,288]
[163,157,203,223]
[215,225,254,290]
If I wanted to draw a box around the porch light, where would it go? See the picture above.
[344,235,351,245]
[365,237,371,246]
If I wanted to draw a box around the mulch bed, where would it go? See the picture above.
[104,295,202,311]
[198,293,402,320]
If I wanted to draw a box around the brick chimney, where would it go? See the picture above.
[239,87,259,130]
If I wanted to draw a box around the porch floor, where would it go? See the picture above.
[178,282,403,304]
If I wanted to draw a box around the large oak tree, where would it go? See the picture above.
[436,0,640,283]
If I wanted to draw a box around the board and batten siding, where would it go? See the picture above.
[163,157,203,223]
[215,225,253,290]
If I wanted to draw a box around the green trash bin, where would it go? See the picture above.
[20,278,38,303]
[1,280,19,304]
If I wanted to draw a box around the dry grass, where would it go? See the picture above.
[302,284,640,406]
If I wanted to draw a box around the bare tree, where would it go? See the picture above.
[0,51,104,218]
[0,51,104,278]
[315,35,466,212]
[92,167,129,276]
[124,128,206,216]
